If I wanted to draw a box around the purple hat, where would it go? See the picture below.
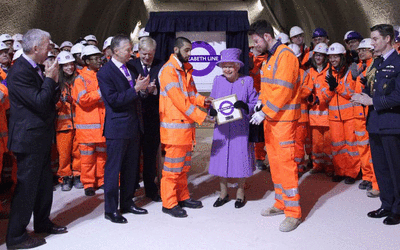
[217,48,244,68]
[312,28,328,38]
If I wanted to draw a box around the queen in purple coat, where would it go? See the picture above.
[208,48,258,209]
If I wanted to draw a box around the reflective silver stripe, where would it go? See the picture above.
[274,183,282,190]
[185,104,196,116]
[354,131,365,136]
[76,75,87,88]
[273,48,294,80]
[160,122,195,129]
[314,159,325,164]
[165,156,186,163]
[81,143,95,146]
[184,161,191,166]
[97,89,102,98]
[369,158,373,163]
[58,114,72,120]
[75,124,101,129]
[357,140,369,146]
[164,82,181,93]
[282,103,300,110]
[279,140,295,146]
[329,102,353,110]
[315,83,320,88]
[80,150,94,155]
[261,77,294,89]
[266,100,280,112]
[301,110,308,114]
[163,165,183,173]
[0,132,7,137]
[309,110,328,116]
[275,193,283,200]
[282,188,299,197]
[195,93,200,97]
[77,90,87,104]
[160,91,167,96]
[187,91,196,97]
[96,146,106,152]
[186,151,192,157]
[284,200,300,207]
[0,91,4,102]
[331,149,359,156]
[312,152,328,158]
[331,140,358,147]
[294,157,302,163]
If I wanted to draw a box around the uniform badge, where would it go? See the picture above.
[267,65,271,70]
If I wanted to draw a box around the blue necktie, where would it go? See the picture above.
[143,65,148,77]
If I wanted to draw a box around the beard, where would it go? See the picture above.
[177,50,188,63]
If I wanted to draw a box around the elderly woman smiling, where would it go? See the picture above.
[209,48,258,208]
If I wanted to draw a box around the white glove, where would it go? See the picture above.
[350,93,373,106]
[254,100,263,112]
[250,110,266,125]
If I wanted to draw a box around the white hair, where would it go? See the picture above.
[139,36,156,51]
[22,29,50,54]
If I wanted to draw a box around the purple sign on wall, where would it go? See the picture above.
[189,41,221,77]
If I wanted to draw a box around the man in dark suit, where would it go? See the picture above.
[97,35,150,224]
[351,24,400,225]
[127,36,163,202]
[6,29,67,249]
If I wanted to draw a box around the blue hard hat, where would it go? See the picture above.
[345,31,363,41]
[312,28,328,38]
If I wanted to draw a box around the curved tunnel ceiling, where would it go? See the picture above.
[1,0,399,45]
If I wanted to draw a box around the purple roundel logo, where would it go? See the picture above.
[190,41,221,77]
[219,100,234,116]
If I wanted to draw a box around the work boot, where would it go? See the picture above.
[73,176,84,189]
[178,198,203,209]
[332,175,345,182]
[309,168,324,174]
[84,187,95,196]
[61,176,73,191]
[358,180,371,190]
[367,189,380,198]
[344,177,355,184]
[261,206,284,216]
[162,205,188,218]
[256,159,268,171]
[279,217,301,232]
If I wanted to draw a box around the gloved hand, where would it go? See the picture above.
[307,94,320,105]
[349,62,359,80]
[326,75,338,91]
[234,100,249,114]
[313,96,320,105]
[307,94,314,103]
[350,93,373,106]
[209,106,218,116]
[360,77,367,86]
[65,95,73,104]
[250,110,266,125]
[254,100,262,112]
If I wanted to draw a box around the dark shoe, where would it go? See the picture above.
[147,194,162,202]
[256,159,268,170]
[105,212,127,224]
[73,176,84,189]
[61,176,73,191]
[35,224,67,234]
[7,237,46,249]
[383,213,400,225]
[120,204,148,215]
[332,175,345,182]
[344,177,356,184]
[366,182,373,191]
[178,198,203,209]
[358,180,371,190]
[162,205,187,218]
[213,194,229,207]
[367,208,391,218]
[84,187,95,196]
[97,185,104,190]
[235,197,246,209]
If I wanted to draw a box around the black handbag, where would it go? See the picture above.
[249,121,264,142]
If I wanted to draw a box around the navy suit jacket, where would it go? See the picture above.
[7,56,59,153]
[364,51,400,134]
[97,59,141,139]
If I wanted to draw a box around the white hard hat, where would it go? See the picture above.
[13,49,23,61]
[57,51,75,64]
[133,43,139,51]
[13,41,22,51]
[47,51,55,58]
[53,43,60,50]
[138,28,149,38]
[81,45,101,58]
[327,43,346,55]
[277,33,290,44]
[103,36,113,51]
[79,39,88,45]
[70,43,85,55]
[288,44,301,57]
[289,26,304,38]
[357,38,374,50]
[84,35,97,42]
[313,43,329,54]
[12,33,23,41]
[60,41,73,49]
[0,42,8,51]
[0,34,13,43]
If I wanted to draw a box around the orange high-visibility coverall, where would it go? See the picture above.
[72,67,106,189]
[260,44,301,219]
[0,68,6,81]
[301,49,313,70]
[308,65,333,173]
[354,58,379,190]
[0,83,9,183]
[295,69,312,168]
[323,68,360,178]
[56,78,81,182]
[249,52,267,161]
[159,54,207,209]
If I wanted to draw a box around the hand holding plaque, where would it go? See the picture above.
[211,94,243,125]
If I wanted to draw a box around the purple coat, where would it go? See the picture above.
[208,75,258,178]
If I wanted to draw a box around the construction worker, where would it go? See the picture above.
[70,43,85,71]
[324,43,360,184]
[290,26,309,64]
[351,38,380,198]
[276,33,290,45]
[302,28,329,69]
[55,51,82,191]
[249,20,301,232]
[84,35,98,46]
[158,37,214,218]
[394,31,400,53]
[0,42,11,74]
[0,34,13,48]
[344,30,363,64]
[102,36,113,63]
[60,41,73,52]
[52,43,60,57]
[71,45,106,196]
[249,46,268,170]
[289,44,312,174]
[307,43,334,176]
